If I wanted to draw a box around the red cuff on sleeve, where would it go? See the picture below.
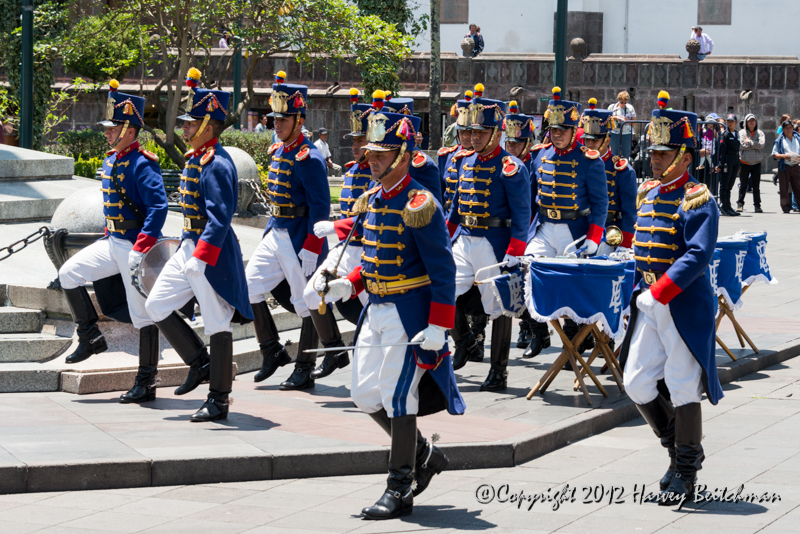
[429,302,456,329]
[505,237,526,257]
[621,231,635,249]
[447,221,458,238]
[333,218,355,241]
[587,223,604,245]
[303,234,324,254]
[133,233,158,253]
[193,239,222,267]
[346,265,364,295]
[650,273,682,305]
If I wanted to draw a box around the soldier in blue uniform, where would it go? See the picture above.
[144,69,254,421]
[245,73,333,391]
[320,110,464,520]
[580,98,638,255]
[58,80,169,403]
[503,101,536,174]
[446,84,531,391]
[619,92,722,507]
[521,87,608,356]
[438,90,475,213]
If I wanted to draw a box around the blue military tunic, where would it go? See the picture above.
[437,144,459,180]
[619,172,723,404]
[346,175,464,416]
[338,160,373,248]
[529,139,608,243]
[409,150,445,205]
[263,135,331,261]
[447,145,531,260]
[179,140,254,322]
[440,147,473,214]
[601,151,638,248]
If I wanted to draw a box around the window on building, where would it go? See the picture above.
[440,0,468,24]
[698,0,732,25]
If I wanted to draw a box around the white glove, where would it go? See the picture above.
[314,221,336,238]
[636,289,659,314]
[313,272,329,293]
[581,239,598,257]
[323,278,354,302]
[502,254,520,268]
[182,256,206,279]
[298,249,318,277]
[411,324,448,352]
[128,250,144,271]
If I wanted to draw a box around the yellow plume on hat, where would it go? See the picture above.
[658,90,670,100]
[588,97,597,105]
[465,90,473,98]
[109,79,120,90]
[474,83,484,93]
[372,89,386,100]
[187,68,201,81]
[349,88,359,97]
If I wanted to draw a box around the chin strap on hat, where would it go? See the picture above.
[191,114,212,142]
[662,144,687,178]
[112,120,130,148]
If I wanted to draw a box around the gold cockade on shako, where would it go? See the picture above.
[546,104,566,126]
[650,116,674,146]
[350,109,365,134]
[469,102,485,126]
[505,118,525,139]
[582,115,603,136]
[367,112,389,142]
[456,105,470,127]
[271,91,290,114]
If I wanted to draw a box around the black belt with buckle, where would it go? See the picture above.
[460,215,512,228]
[106,219,144,232]
[539,207,591,221]
[184,217,208,231]
[269,204,310,218]
[638,268,666,286]
[606,211,621,225]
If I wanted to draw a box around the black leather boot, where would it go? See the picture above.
[660,402,704,507]
[362,415,416,520]
[635,394,677,490]
[516,320,532,349]
[191,332,233,422]
[309,307,349,379]
[522,316,551,359]
[120,325,159,403]
[251,301,291,382]
[154,312,209,395]
[63,287,108,364]
[280,317,317,390]
[469,314,488,362]
[563,318,593,354]
[450,303,481,370]
[480,316,511,392]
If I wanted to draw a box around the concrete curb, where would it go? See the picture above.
[1,342,798,495]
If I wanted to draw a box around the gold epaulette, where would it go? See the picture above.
[402,189,436,228]
[437,145,458,157]
[501,156,520,177]
[344,160,356,170]
[531,142,552,152]
[637,180,661,209]
[139,148,159,162]
[412,151,427,168]
[267,142,283,156]
[352,186,381,215]
[455,149,474,159]
[581,146,600,159]
[612,155,628,171]
[296,145,310,161]
[200,147,215,166]
[682,182,711,211]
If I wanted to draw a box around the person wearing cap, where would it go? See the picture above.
[144,68,254,421]
[446,83,531,391]
[57,80,168,401]
[244,72,332,391]
[314,127,341,176]
[522,87,607,354]
[715,113,742,216]
[580,98,638,256]
[300,88,373,379]
[619,90,722,507]
[317,107,463,520]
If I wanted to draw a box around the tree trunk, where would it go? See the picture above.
[428,0,441,151]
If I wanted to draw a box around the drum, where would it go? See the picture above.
[131,237,181,298]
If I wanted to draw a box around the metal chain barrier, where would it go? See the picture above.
[247,179,270,206]
[0,226,51,262]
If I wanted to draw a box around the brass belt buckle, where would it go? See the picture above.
[183,216,192,230]
[368,279,387,296]
[547,209,561,220]
[465,215,478,226]
[107,219,116,232]
[642,271,657,286]
[271,205,282,217]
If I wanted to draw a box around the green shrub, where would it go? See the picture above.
[138,130,181,170]
[56,128,108,160]
[220,129,275,169]
[74,156,104,179]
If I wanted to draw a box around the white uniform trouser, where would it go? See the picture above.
[623,298,704,407]
[246,228,310,317]
[145,239,234,335]
[302,243,368,310]
[453,236,503,319]
[525,221,579,258]
[597,241,617,256]
[351,303,425,418]
[58,236,153,329]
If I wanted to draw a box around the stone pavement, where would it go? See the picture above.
[1,182,799,492]
[2,352,800,533]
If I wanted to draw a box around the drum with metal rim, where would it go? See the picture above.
[131,237,181,298]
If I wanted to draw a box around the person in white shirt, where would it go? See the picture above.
[313,128,341,176]
[690,27,713,60]
[254,115,269,133]
[219,33,230,49]
[607,90,636,158]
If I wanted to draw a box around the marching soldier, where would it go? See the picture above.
[57,80,169,403]
[320,109,463,520]
[144,69,254,421]
[446,83,531,391]
[620,91,722,507]
[438,90,474,213]
[580,98,637,255]
[245,73,332,391]
[520,87,608,356]
[503,101,535,175]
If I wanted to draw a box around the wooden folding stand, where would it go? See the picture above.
[715,286,759,361]
[573,324,625,394]
[526,319,608,405]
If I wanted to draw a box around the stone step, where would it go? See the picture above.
[0,145,74,182]
[0,177,98,222]
[0,333,72,363]
[0,306,44,334]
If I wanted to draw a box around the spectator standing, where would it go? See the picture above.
[690,26,713,60]
[771,120,800,213]
[697,113,719,186]
[465,24,484,57]
[254,115,269,133]
[219,32,230,49]
[737,113,765,213]
[607,91,636,158]
[313,128,341,176]
[715,113,741,216]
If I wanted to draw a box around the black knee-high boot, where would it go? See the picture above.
[154,312,210,395]
[251,301,291,382]
[520,310,550,358]
[280,317,318,390]
[191,332,233,422]
[480,316,511,391]
[119,325,160,403]
[450,301,481,370]
[63,287,108,363]
[362,415,417,519]
[309,307,349,379]
[660,402,704,507]
[635,394,676,490]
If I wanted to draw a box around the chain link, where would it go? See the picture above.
[247,179,270,206]
[0,227,51,262]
